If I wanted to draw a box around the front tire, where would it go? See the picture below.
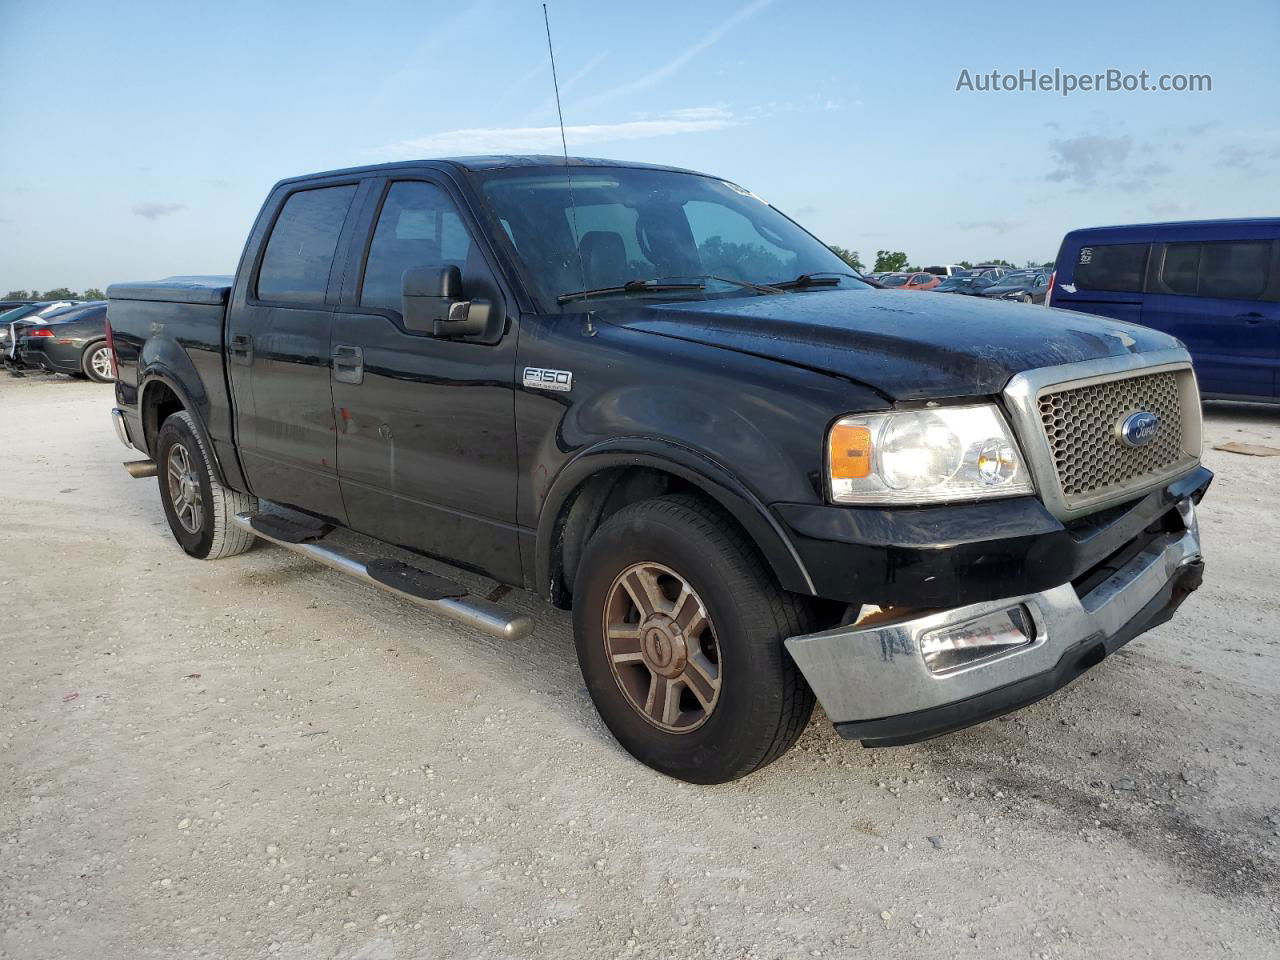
[81,341,115,382]
[573,495,816,784]
[156,411,258,559]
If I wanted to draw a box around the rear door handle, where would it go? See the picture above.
[1238,312,1265,324]
[229,333,254,365]
[332,344,364,384]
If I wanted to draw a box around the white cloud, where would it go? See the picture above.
[374,108,737,158]
[957,219,1023,234]
[522,50,612,124]
[133,202,185,220]
[1046,134,1133,186]
[574,0,773,108]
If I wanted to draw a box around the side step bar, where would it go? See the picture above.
[232,513,534,642]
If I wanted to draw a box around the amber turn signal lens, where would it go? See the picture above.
[829,423,872,479]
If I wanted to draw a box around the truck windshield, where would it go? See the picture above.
[475,166,869,310]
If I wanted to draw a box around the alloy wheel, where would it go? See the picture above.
[602,562,722,732]
[166,442,204,534]
[89,345,114,380]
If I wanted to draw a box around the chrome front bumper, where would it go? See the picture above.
[786,498,1203,744]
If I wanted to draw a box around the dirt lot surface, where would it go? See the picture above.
[2,372,1278,960]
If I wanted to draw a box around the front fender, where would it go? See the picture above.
[534,437,818,600]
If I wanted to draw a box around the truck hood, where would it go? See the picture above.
[603,289,1177,401]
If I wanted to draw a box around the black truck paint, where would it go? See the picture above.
[107,157,1210,783]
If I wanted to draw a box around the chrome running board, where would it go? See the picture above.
[232,513,534,641]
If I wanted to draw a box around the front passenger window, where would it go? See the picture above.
[361,181,474,313]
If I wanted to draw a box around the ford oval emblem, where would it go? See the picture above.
[1119,411,1161,448]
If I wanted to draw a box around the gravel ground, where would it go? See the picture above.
[1,372,1278,960]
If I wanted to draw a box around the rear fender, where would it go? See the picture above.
[139,368,237,489]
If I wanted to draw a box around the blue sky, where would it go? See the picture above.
[2,0,1278,290]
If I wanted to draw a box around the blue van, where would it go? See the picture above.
[1050,218,1280,402]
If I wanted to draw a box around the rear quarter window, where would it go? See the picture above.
[1074,242,1149,292]
[257,185,357,305]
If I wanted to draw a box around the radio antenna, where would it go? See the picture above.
[542,3,591,318]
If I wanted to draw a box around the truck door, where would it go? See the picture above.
[1142,239,1279,399]
[226,182,360,521]
[329,177,521,584]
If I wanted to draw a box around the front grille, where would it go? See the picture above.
[1037,370,1191,506]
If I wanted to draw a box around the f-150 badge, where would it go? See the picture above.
[523,367,573,392]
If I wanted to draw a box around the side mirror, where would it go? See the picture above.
[401,265,489,338]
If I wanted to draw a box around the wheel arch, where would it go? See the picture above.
[536,438,817,609]
[139,371,230,486]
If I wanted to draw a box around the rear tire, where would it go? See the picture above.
[81,341,114,382]
[156,411,258,559]
[573,495,816,784]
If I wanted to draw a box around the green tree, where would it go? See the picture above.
[82,287,106,300]
[958,261,973,269]
[4,289,32,300]
[827,245,865,272]
[873,250,909,272]
[698,236,792,283]
[39,287,78,300]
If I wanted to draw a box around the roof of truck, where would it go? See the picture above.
[275,155,709,187]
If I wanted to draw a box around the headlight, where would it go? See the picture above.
[827,404,1034,505]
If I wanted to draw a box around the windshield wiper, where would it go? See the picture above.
[767,271,861,291]
[557,278,704,304]
[556,274,784,305]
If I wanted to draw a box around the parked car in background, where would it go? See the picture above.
[878,271,941,290]
[980,272,1051,304]
[14,301,114,381]
[1,300,78,363]
[954,266,1009,282]
[1050,218,1280,402]
[923,265,965,277]
[0,299,37,312]
[934,275,994,295]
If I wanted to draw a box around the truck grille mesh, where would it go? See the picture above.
[1037,371,1188,503]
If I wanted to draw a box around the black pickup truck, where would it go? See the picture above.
[106,156,1210,783]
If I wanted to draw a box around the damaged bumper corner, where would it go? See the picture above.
[785,499,1205,747]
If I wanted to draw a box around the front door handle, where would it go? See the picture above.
[332,344,364,384]
[229,333,254,365]
[1238,312,1265,324]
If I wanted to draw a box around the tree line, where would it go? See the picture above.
[827,247,1053,274]
[8,254,1057,302]
[5,287,107,302]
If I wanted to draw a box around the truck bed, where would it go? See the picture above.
[106,275,237,474]
[106,275,233,305]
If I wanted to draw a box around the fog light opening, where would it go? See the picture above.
[920,605,1033,675]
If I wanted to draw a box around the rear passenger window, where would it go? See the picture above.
[1074,242,1149,292]
[1199,241,1270,300]
[1159,243,1201,295]
[361,181,473,313]
[257,185,357,305]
